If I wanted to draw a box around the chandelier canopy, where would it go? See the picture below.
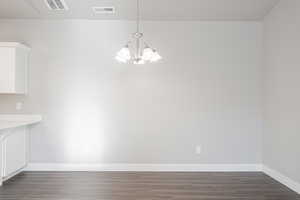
[115,0,162,64]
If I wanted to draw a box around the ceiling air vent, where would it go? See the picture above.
[45,0,69,10]
[93,7,115,14]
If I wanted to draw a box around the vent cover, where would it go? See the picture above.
[45,0,69,10]
[93,7,115,14]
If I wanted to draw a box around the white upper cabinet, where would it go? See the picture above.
[0,42,30,94]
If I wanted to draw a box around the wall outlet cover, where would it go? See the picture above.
[16,102,23,110]
[196,145,202,154]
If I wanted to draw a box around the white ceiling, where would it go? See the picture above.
[0,0,279,20]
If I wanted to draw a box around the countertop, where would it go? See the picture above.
[0,115,42,130]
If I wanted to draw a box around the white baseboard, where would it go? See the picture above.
[24,163,300,194]
[25,163,262,172]
[263,165,300,194]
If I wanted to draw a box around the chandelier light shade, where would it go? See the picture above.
[116,0,162,64]
[115,45,131,63]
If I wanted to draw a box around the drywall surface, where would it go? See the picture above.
[0,20,263,164]
[264,0,300,183]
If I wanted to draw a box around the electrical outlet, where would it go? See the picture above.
[16,102,23,110]
[196,145,202,155]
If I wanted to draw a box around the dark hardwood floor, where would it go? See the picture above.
[0,172,299,200]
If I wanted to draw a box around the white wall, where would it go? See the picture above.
[264,0,300,183]
[0,20,263,165]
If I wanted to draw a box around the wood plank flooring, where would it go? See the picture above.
[0,172,299,200]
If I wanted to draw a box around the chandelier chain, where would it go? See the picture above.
[136,0,140,33]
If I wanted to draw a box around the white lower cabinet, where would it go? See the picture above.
[0,127,28,185]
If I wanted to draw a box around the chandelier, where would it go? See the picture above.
[115,0,162,64]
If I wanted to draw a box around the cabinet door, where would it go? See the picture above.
[0,44,29,94]
[0,47,14,93]
[3,127,27,177]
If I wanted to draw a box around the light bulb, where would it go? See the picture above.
[142,47,154,61]
[133,58,145,65]
[150,50,162,62]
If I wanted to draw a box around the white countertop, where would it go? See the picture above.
[0,115,42,130]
